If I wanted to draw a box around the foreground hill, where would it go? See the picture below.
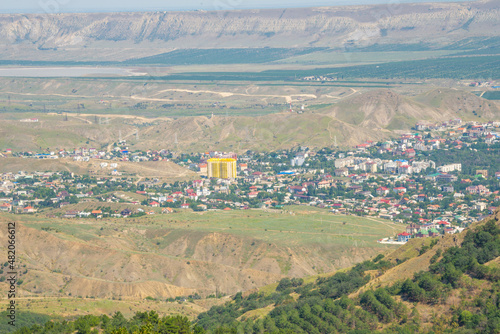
[0,0,498,61]
[190,209,500,333]
[9,210,500,333]
[0,207,403,303]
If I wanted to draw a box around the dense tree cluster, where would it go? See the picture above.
[12,311,201,334]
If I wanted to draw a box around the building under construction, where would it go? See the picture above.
[207,158,237,179]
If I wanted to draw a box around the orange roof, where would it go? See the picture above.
[223,207,232,211]
[91,210,102,214]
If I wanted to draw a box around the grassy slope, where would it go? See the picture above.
[193,210,500,332]
[0,207,404,319]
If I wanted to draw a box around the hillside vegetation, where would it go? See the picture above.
[10,210,500,333]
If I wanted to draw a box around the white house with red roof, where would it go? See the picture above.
[393,187,407,193]
[397,232,411,243]
[0,202,12,212]
[376,187,390,196]
[248,191,259,199]
[23,206,36,213]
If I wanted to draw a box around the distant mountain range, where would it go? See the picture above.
[0,0,498,61]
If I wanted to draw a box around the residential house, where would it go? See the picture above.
[334,168,349,177]
[406,223,421,234]
[248,191,259,199]
[162,207,174,214]
[466,185,490,195]
[415,229,429,238]
[442,185,454,193]
[428,228,440,237]
[121,209,132,217]
[397,232,411,243]
[91,209,102,217]
[376,187,390,196]
[393,187,407,193]
[0,202,12,212]
[417,194,427,202]
[476,170,488,178]
[437,163,461,173]
[63,211,78,218]
[23,206,36,214]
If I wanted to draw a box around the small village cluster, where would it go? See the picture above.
[1,119,499,243]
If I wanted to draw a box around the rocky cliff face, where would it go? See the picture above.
[0,0,498,61]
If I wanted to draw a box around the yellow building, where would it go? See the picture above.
[207,158,237,179]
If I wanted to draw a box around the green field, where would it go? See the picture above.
[146,55,500,81]
[125,48,328,65]
[475,91,500,100]
[22,205,403,250]
[274,50,461,65]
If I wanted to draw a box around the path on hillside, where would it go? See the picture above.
[6,86,360,110]
[360,216,400,232]
[324,88,358,100]
[151,88,318,104]
[219,226,381,238]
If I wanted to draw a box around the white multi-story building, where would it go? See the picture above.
[334,158,354,168]
[437,163,461,173]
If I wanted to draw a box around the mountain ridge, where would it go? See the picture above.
[1,0,498,61]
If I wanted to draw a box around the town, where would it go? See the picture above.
[1,119,499,244]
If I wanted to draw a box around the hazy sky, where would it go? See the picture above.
[2,0,474,14]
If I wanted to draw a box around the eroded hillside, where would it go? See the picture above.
[0,208,403,300]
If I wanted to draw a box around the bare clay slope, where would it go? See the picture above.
[414,88,500,119]
[0,218,388,300]
[0,0,498,61]
[327,89,500,130]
